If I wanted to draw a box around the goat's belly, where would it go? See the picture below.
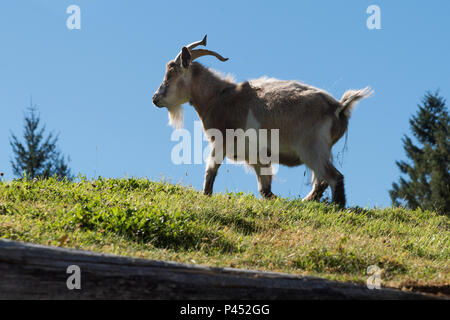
[221,133,303,167]
[278,152,302,167]
[225,152,302,167]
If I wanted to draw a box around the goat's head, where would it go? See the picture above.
[152,35,228,128]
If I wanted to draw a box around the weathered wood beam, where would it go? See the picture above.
[0,239,437,300]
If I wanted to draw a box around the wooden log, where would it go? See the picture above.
[0,239,437,300]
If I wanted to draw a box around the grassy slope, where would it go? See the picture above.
[0,177,448,290]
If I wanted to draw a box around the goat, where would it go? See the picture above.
[153,35,372,207]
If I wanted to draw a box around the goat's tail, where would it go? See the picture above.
[336,87,373,118]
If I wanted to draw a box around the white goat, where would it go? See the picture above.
[153,35,372,207]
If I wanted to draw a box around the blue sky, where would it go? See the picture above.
[0,1,449,207]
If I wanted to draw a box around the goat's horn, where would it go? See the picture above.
[187,35,207,50]
[191,49,229,62]
[174,35,207,64]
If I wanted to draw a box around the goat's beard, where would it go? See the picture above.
[167,104,184,129]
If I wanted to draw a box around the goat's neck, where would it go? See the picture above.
[188,63,234,120]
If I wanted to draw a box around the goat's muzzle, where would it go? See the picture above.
[152,94,163,108]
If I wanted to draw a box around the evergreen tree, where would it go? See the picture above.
[390,91,449,215]
[10,102,72,180]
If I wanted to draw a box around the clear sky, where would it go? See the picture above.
[0,1,449,208]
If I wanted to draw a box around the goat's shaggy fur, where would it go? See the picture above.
[153,38,372,207]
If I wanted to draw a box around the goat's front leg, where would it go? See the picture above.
[203,148,224,196]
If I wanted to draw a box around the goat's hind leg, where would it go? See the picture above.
[322,161,345,207]
[303,175,328,202]
[304,157,346,207]
[330,165,345,207]
[252,164,276,199]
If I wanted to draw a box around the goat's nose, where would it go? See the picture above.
[152,94,160,106]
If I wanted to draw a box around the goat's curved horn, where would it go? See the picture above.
[191,49,229,62]
[174,35,207,64]
[187,35,207,50]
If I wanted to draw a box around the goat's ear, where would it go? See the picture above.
[181,47,191,69]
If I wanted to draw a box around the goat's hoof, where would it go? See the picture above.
[333,201,346,209]
[263,192,277,200]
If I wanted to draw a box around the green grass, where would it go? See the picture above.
[0,177,448,290]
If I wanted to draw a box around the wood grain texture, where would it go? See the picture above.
[0,239,437,300]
